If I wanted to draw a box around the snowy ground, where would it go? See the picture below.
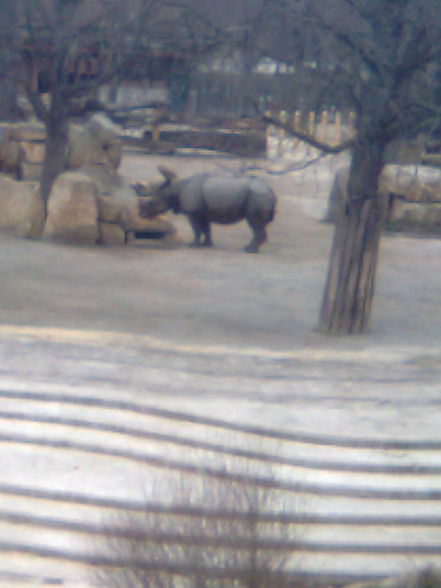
[1,145,441,586]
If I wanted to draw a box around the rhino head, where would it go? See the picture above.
[136,166,179,218]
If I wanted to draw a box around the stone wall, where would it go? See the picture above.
[0,115,176,245]
[326,164,441,234]
[43,168,176,246]
[0,114,123,182]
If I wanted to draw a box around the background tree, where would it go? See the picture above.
[177,0,308,118]
[0,2,22,121]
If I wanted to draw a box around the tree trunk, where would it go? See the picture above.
[40,92,70,216]
[319,139,386,335]
[0,1,21,121]
[0,74,21,121]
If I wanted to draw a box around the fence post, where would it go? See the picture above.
[305,111,315,157]
[348,111,356,139]
[319,110,328,143]
[307,111,315,135]
[276,110,288,157]
[293,110,301,132]
[334,111,342,145]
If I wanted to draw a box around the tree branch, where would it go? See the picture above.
[262,114,354,154]
[21,50,48,122]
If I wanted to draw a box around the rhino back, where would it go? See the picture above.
[201,175,250,222]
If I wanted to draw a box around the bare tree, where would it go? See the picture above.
[97,468,301,587]
[178,0,308,118]
[16,0,159,212]
[0,2,23,121]
[266,0,441,334]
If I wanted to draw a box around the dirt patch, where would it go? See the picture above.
[1,149,441,353]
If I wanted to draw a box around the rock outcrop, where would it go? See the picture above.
[0,114,176,245]
[0,114,122,181]
[43,172,100,245]
[326,164,441,232]
[0,174,44,238]
[68,115,122,172]
[42,168,176,246]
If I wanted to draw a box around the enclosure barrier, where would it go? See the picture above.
[267,109,356,157]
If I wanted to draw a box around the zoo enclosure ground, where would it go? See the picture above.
[2,148,441,353]
[2,149,441,585]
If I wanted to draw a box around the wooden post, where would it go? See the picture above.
[334,111,342,145]
[307,111,315,135]
[348,111,356,138]
[319,110,328,143]
[151,121,161,143]
[292,110,301,132]
[276,110,288,157]
[304,111,315,157]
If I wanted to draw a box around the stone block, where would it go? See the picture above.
[43,172,99,245]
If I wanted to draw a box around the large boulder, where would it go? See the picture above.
[0,124,21,176]
[83,165,176,237]
[43,172,99,245]
[379,165,441,203]
[107,182,146,230]
[12,121,46,143]
[80,166,139,227]
[68,125,109,170]
[42,166,177,246]
[68,114,122,171]
[9,122,46,180]
[97,222,126,246]
[85,114,122,170]
[98,184,177,243]
[0,174,44,238]
[96,193,124,224]
[325,164,441,229]
[0,115,122,180]
[0,115,176,246]
[79,163,119,194]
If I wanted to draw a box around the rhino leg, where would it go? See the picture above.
[201,220,213,247]
[188,214,213,247]
[245,227,267,253]
[245,210,270,253]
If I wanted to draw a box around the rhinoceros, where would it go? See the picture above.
[138,166,276,252]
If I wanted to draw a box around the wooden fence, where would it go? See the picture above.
[267,109,356,158]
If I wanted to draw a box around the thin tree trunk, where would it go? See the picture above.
[319,139,386,335]
[0,0,21,121]
[40,91,70,216]
[0,78,21,121]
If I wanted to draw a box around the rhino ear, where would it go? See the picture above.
[158,165,177,184]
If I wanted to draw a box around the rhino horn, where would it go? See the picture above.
[131,182,149,196]
[158,165,178,184]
